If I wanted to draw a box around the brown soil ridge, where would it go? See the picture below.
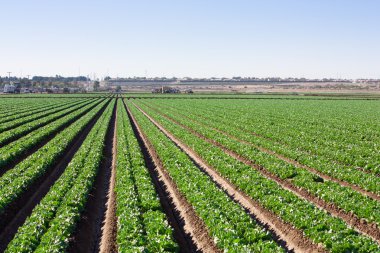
[0,99,111,252]
[133,102,380,245]
[132,102,325,253]
[67,100,117,253]
[99,99,118,253]
[125,101,220,253]
[144,102,380,202]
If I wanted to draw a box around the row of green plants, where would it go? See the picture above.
[0,98,105,170]
[0,98,94,147]
[133,101,380,252]
[0,98,65,119]
[209,100,380,173]
[127,101,285,252]
[139,102,380,227]
[153,99,380,174]
[5,99,115,252]
[0,99,109,215]
[31,99,114,252]
[0,99,92,133]
[149,100,380,194]
[226,100,379,172]
[115,100,178,252]
[0,99,76,124]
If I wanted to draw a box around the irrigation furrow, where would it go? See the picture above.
[99,99,118,253]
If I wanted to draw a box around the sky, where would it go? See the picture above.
[1,0,379,79]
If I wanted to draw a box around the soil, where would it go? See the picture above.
[99,100,118,253]
[0,100,110,252]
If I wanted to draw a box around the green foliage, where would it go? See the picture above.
[128,101,284,252]
[115,99,178,252]
[132,99,380,252]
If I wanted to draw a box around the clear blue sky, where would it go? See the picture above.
[1,0,379,79]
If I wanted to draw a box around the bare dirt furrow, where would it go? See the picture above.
[133,102,380,245]
[0,100,110,253]
[67,101,117,253]
[99,99,118,253]
[143,102,380,201]
[125,100,220,253]
[133,102,326,253]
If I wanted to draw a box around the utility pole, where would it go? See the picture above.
[7,72,12,84]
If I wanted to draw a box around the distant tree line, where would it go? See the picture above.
[0,75,89,88]
[31,75,89,82]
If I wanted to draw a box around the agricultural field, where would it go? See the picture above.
[0,93,379,252]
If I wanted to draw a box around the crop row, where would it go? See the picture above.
[0,99,66,118]
[0,98,104,171]
[0,98,95,147]
[0,99,81,124]
[0,99,109,215]
[132,101,380,252]
[127,101,285,252]
[5,99,114,252]
[32,99,114,252]
[230,101,379,172]
[147,100,380,195]
[152,99,380,173]
[0,98,92,133]
[209,100,380,172]
[139,101,380,227]
[115,100,178,252]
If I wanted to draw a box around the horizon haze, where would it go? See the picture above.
[1,0,379,79]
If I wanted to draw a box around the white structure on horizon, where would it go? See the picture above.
[3,84,15,93]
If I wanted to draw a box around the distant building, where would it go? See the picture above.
[152,86,180,94]
[3,84,15,93]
